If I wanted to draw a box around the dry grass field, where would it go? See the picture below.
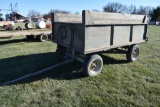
[0,25,160,107]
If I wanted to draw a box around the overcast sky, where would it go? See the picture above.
[0,0,160,18]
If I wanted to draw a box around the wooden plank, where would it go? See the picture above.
[82,10,94,25]
[51,10,148,55]
[53,10,148,25]
[84,10,148,25]
[0,29,51,37]
[54,13,82,23]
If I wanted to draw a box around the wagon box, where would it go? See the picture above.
[0,21,14,26]
[51,10,148,76]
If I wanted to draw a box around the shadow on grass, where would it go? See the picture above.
[0,38,41,45]
[0,52,128,86]
[101,54,128,65]
[0,52,84,86]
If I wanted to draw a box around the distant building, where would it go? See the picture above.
[0,17,4,21]
[149,16,160,25]
[31,16,44,22]
[5,12,27,22]
[156,17,160,25]
[156,17,160,21]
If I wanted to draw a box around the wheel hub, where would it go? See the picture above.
[42,36,47,40]
[90,62,97,70]
[89,59,101,73]
[132,48,139,58]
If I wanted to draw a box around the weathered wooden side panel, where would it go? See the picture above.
[84,25,147,54]
[53,23,84,53]
[52,11,148,54]
[53,23,72,47]
[113,26,130,45]
[82,10,148,25]
[52,12,84,53]
[91,12,147,24]
[73,25,84,52]
[53,13,82,23]
[85,26,111,52]
[132,25,145,42]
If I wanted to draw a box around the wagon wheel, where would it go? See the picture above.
[39,33,48,42]
[5,26,9,31]
[3,25,6,29]
[9,26,13,31]
[26,35,34,40]
[56,45,67,61]
[126,44,140,62]
[83,54,103,77]
[17,26,22,30]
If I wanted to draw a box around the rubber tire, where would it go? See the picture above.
[5,26,9,31]
[9,27,13,31]
[126,44,140,62]
[39,34,48,42]
[56,45,67,61]
[3,25,6,29]
[83,54,103,77]
[17,26,22,30]
[51,33,54,42]
[26,35,34,40]
[17,27,21,30]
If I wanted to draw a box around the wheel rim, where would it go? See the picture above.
[132,47,139,60]
[42,35,47,41]
[89,59,102,74]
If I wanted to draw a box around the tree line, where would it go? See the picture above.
[103,2,153,15]
[103,2,160,21]
[27,9,70,19]
[27,2,160,21]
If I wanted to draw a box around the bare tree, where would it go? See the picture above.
[103,2,127,13]
[0,13,3,21]
[75,11,80,14]
[136,6,154,15]
[43,13,49,19]
[127,5,137,14]
[43,9,71,19]
[103,2,154,15]
[137,6,147,15]
[49,9,70,14]
[92,9,100,12]
[27,10,41,18]
[145,6,154,15]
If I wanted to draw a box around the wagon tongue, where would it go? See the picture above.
[1,58,74,86]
